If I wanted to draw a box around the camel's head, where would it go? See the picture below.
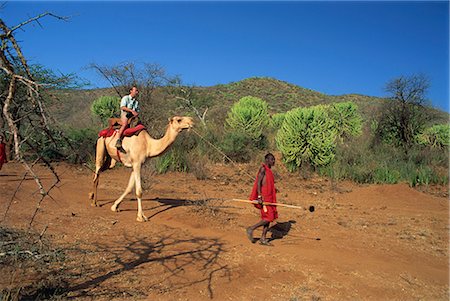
[168,116,194,132]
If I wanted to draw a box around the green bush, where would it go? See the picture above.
[65,127,98,163]
[373,165,400,184]
[318,137,448,186]
[329,102,362,140]
[220,131,254,163]
[91,96,120,125]
[276,105,337,171]
[154,149,188,174]
[269,112,286,130]
[416,124,450,148]
[225,96,269,141]
[152,133,196,174]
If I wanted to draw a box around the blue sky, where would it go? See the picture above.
[2,1,449,112]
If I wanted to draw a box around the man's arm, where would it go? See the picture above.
[257,166,265,203]
[120,106,138,117]
[120,96,139,117]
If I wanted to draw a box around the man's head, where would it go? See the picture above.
[129,86,139,98]
[265,153,275,167]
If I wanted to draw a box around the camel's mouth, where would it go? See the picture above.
[172,116,194,132]
[183,119,194,131]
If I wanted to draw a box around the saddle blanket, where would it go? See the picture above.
[98,124,146,138]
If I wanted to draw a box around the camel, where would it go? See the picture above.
[88,116,194,222]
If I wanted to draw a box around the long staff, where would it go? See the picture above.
[230,198,315,212]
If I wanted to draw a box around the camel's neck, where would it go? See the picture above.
[145,126,179,158]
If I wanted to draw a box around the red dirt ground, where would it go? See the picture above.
[0,160,448,300]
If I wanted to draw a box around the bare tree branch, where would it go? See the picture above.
[0,13,70,227]
[6,12,69,36]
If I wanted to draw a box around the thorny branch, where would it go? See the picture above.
[173,86,208,126]
[0,14,69,227]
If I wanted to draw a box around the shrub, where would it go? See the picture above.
[225,96,269,141]
[65,127,98,163]
[269,112,286,130]
[416,124,450,148]
[220,131,254,163]
[152,133,196,174]
[276,105,337,171]
[91,96,120,125]
[373,165,401,184]
[329,101,362,140]
[318,137,449,186]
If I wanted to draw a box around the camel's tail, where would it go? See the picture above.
[90,137,112,206]
[94,137,113,174]
[99,153,112,173]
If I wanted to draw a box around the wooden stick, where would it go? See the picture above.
[231,198,306,210]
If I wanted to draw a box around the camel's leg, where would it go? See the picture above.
[89,137,107,207]
[111,171,135,212]
[133,164,147,222]
[109,158,117,169]
[89,172,100,207]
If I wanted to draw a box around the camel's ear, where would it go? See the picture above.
[168,117,173,123]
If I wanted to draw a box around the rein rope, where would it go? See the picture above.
[191,128,255,181]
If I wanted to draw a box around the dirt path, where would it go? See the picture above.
[0,162,448,300]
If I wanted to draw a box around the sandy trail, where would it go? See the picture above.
[0,162,448,300]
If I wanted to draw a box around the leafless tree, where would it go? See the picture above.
[89,61,170,101]
[166,77,208,127]
[376,74,430,149]
[91,62,208,127]
[0,13,71,226]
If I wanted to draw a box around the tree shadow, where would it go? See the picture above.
[57,233,230,299]
[96,197,235,221]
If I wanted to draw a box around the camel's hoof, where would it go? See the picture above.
[111,205,119,212]
[91,201,98,207]
[136,215,148,222]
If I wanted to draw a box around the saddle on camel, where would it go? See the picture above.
[98,117,145,152]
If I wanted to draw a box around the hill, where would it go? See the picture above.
[50,77,448,129]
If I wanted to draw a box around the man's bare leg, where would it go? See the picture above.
[260,223,272,245]
[246,220,269,243]
[115,115,128,149]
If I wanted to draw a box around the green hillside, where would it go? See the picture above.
[51,76,448,129]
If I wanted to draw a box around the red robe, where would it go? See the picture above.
[0,142,7,169]
[249,164,278,222]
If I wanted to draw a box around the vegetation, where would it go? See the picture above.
[329,101,362,140]
[40,74,448,187]
[416,124,449,148]
[3,41,445,188]
[41,75,450,187]
[275,102,363,172]
[374,74,430,149]
[91,95,120,125]
[269,112,286,130]
[276,105,337,171]
[3,12,447,301]
[225,96,270,141]
[0,226,68,300]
